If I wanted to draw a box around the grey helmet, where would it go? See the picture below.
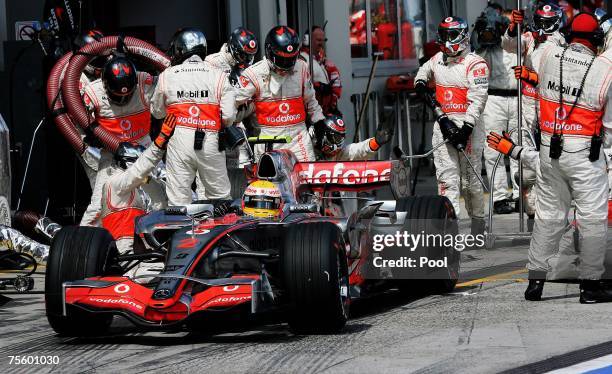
[114,142,145,169]
[168,27,207,66]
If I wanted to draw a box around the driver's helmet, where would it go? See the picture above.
[437,16,469,57]
[533,3,563,34]
[242,180,283,219]
[315,114,346,157]
[114,142,145,169]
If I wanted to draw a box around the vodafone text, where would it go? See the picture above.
[299,163,391,185]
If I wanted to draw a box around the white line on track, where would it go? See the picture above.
[546,354,612,374]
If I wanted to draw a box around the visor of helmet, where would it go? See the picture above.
[233,47,256,66]
[438,28,467,43]
[269,52,299,72]
[534,14,560,32]
[106,88,135,106]
[327,130,345,146]
[243,195,281,210]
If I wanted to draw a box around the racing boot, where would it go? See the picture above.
[469,218,486,249]
[579,280,612,304]
[470,217,486,236]
[527,214,535,232]
[525,270,546,301]
[494,199,514,214]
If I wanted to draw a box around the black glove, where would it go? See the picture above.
[315,82,333,95]
[438,116,464,150]
[213,200,234,217]
[220,125,246,151]
[414,79,428,97]
[308,120,324,149]
[374,118,394,148]
[459,122,474,146]
[229,65,244,88]
[218,127,227,152]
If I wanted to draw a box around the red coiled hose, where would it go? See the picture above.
[46,52,85,153]
[61,36,170,151]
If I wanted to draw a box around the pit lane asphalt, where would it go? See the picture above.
[1,214,612,374]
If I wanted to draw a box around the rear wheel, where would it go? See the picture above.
[374,196,460,295]
[282,222,349,334]
[45,226,118,336]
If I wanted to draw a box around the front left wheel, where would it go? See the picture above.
[45,226,118,336]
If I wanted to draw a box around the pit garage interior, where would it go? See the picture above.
[0,0,521,224]
[2,1,612,373]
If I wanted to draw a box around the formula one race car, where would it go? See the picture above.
[45,138,459,336]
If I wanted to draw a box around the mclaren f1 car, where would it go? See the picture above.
[45,137,459,336]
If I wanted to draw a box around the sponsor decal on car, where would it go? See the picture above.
[298,162,391,185]
[207,295,252,305]
[87,297,144,310]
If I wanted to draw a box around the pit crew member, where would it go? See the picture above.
[101,114,177,254]
[80,56,159,227]
[414,16,489,234]
[150,28,237,206]
[520,13,611,303]
[299,26,342,114]
[235,25,325,162]
[473,5,519,214]
[311,114,392,161]
[502,4,566,215]
[205,26,259,169]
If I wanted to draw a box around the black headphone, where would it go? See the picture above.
[564,12,605,48]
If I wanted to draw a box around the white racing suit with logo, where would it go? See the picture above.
[508,145,579,280]
[150,55,236,206]
[236,58,325,162]
[100,144,166,254]
[528,43,612,280]
[80,72,163,227]
[315,138,378,217]
[502,30,566,214]
[477,45,519,204]
[415,50,489,220]
[205,43,252,169]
